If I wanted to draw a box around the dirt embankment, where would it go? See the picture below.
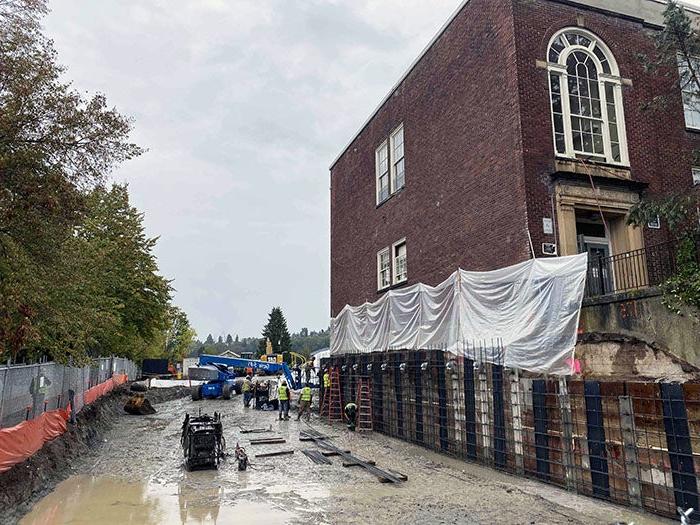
[0,385,190,521]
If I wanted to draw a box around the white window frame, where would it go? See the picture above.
[375,140,390,205]
[390,124,405,192]
[679,55,700,130]
[392,238,407,285]
[546,28,629,166]
[377,247,391,291]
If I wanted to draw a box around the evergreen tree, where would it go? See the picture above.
[225,334,233,346]
[258,306,291,358]
[205,334,214,345]
[235,334,239,343]
[217,335,223,344]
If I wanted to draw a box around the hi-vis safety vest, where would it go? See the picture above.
[242,380,251,393]
[278,385,289,401]
[300,386,312,401]
[323,373,331,388]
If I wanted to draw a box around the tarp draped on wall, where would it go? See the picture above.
[0,374,127,473]
[330,253,588,375]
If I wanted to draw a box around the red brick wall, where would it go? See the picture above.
[330,0,530,316]
[511,0,696,250]
[331,0,700,317]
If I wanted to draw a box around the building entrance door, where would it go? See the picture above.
[578,235,613,295]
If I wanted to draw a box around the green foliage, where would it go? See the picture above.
[258,307,291,357]
[628,194,700,313]
[629,1,700,315]
[640,1,700,112]
[290,327,329,356]
[0,1,190,363]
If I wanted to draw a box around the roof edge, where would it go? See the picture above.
[328,0,473,170]
[328,0,700,171]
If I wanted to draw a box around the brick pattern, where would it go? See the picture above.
[331,0,529,316]
[330,0,699,317]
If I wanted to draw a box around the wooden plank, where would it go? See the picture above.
[385,468,408,481]
[254,450,295,458]
[321,450,351,456]
[240,427,273,434]
[249,438,286,445]
[342,460,377,467]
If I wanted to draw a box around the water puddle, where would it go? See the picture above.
[20,475,293,525]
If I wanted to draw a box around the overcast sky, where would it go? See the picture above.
[43,0,700,340]
[42,0,459,339]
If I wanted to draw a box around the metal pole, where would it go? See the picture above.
[619,395,643,507]
[0,368,7,428]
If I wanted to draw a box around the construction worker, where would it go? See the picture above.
[278,379,291,420]
[242,375,253,408]
[320,368,332,415]
[304,357,315,384]
[297,383,313,421]
[344,402,357,431]
[29,370,51,419]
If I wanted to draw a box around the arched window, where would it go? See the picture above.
[547,29,628,165]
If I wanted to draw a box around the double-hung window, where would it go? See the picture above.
[375,141,390,203]
[375,123,405,204]
[547,29,628,165]
[392,239,407,284]
[377,248,391,290]
[679,56,700,130]
[390,125,405,192]
[377,239,408,290]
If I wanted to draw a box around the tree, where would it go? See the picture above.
[629,2,700,314]
[225,334,233,346]
[205,334,214,345]
[258,307,291,357]
[235,334,239,343]
[0,1,145,362]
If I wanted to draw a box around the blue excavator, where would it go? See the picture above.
[188,354,299,401]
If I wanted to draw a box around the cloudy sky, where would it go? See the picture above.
[42,0,460,339]
[43,0,700,340]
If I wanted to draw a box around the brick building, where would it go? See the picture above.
[330,0,700,316]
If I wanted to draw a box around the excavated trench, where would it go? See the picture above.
[9,389,674,525]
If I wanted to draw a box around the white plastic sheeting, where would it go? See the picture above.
[330,253,588,375]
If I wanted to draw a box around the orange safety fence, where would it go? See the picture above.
[0,374,128,473]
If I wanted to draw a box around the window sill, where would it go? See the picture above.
[376,279,409,295]
[554,157,631,180]
[375,186,405,209]
[686,126,700,134]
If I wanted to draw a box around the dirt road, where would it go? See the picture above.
[19,392,671,524]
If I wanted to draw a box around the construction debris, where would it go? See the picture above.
[300,428,405,483]
[254,450,295,458]
[249,438,286,445]
[123,393,156,415]
[302,449,332,465]
[321,450,351,457]
[239,425,273,434]
[342,460,376,467]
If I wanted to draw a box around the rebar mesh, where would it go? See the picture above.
[324,342,700,521]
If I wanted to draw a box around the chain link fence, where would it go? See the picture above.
[0,357,138,429]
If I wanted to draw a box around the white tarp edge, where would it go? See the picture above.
[330,253,588,376]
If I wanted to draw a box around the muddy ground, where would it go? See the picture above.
[12,389,672,525]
